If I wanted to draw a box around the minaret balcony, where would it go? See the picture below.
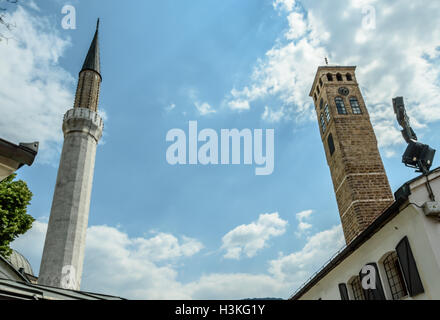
[62,107,104,142]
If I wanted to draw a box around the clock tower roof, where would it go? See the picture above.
[309,65,357,97]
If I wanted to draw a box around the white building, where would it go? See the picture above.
[291,168,440,300]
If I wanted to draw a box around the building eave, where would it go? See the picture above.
[0,278,126,300]
[0,255,30,283]
[289,167,440,300]
[0,139,39,181]
[0,138,38,168]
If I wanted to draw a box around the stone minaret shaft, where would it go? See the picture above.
[39,21,103,290]
[310,66,394,244]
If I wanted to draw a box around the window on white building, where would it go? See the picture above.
[338,283,349,300]
[383,252,408,300]
[350,277,365,300]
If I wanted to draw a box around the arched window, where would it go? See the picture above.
[336,73,343,81]
[346,73,353,81]
[319,78,323,87]
[319,98,324,109]
[383,252,408,300]
[327,73,333,81]
[335,97,347,114]
[338,283,349,300]
[320,113,326,133]
[324,104,330,122]
[317,86,320,95]
[314,93,317,101]
[349,97,362,114]
[349,276,365,300]
[328,133,335,155]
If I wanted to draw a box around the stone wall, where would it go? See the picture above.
[311,66,394,243]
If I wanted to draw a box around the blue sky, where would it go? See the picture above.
[2,0,440,299]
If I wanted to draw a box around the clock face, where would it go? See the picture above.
[338,87,349,96]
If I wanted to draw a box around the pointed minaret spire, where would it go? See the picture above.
[81,18,101,77]
[73,20,102,112]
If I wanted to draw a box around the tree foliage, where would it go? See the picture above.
[0,0,19,42]
[0,174,34,258]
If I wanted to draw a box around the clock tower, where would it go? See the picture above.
[310,66,394,244]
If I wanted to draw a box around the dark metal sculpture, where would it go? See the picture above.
[393,97,436,174]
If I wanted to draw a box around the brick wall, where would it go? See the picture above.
[74,70,101,112]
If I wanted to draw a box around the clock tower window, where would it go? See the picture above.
[320,113,326,133]
[350,97,362,114]
[324,104,331,122]
[335,97,347,114]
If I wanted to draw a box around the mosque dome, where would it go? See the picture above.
[8,250,34,276]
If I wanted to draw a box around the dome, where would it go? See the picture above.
[8,250,34,276]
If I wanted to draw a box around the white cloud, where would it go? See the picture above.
[273,0,297,12]
[81,226,195,299]
[297,222,312,232]
[187,88,216,116]
[25,0,40,12]
[262,105,288,123]
[0,7,75,164]
[221,213,288,260]
[296,209,313,221]
[165,103,176,112]
[195,102,216,115]
[183,273,285,300]
[269,225,345,284]
[11,220,203,299]
[295,209,314,237]
[285,12,307,40]
[226,10,328,122]
[11,218,345,299]
[196,225,344,299]
[9,220,48,274]
[228,99,250,111]
[132,232,204,262]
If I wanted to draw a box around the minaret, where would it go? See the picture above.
[310,66,394,244]
[38,20,104,290]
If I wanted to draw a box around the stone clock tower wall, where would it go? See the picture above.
[309,66,394,244]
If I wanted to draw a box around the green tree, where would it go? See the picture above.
[0,0,19,42]
[0,174,34,258]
